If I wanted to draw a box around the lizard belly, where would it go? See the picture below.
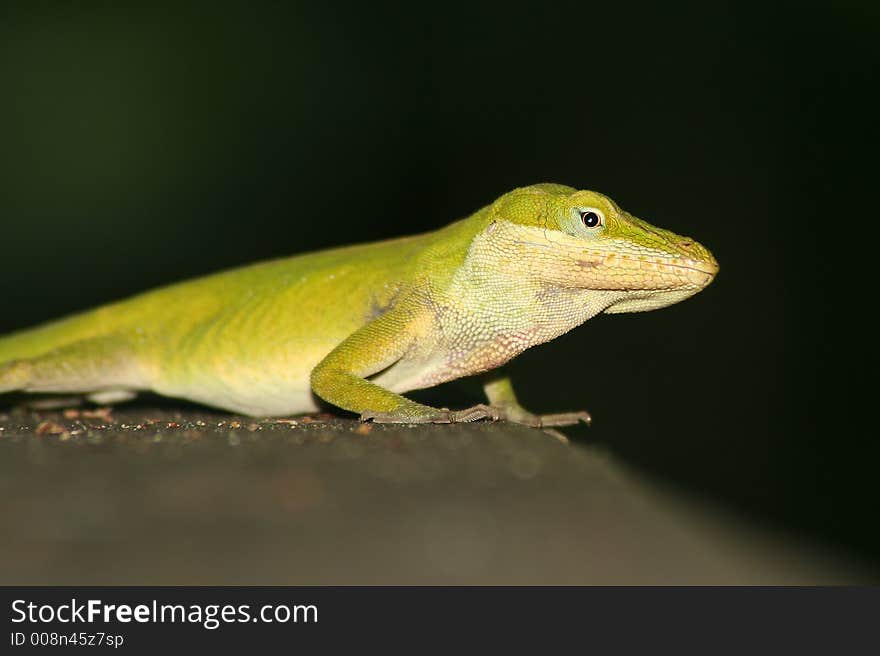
[176,385,318,417]
[153,363,319,417]
[152,336,334,417]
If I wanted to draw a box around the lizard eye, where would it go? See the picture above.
[578,208,604,229]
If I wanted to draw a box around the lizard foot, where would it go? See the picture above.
[501,408,591,428]
[360,405,590,428]
[361,404,502,424]
[497,409,590,445]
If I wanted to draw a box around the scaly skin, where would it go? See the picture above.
[0,184,718,425]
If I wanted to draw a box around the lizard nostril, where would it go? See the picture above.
[680,240,693,249]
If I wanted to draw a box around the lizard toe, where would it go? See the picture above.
[536,410,592,427]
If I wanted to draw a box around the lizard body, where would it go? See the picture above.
[0,184,718,425]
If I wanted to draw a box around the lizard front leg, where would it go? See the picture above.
[310,306,500,424]
[482,371,591,428]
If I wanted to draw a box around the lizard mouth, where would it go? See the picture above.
[664,258,718,275]
[511,236,719,289]
[590,252,719,288]
[654,257,719,287]
[662,257,719,283]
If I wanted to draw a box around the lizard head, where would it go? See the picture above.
[487,183,719,313]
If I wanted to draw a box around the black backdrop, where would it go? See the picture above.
[1,2,876,562]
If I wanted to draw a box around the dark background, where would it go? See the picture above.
[1,2,876,562]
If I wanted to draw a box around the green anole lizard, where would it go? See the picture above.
[0,184,718,427]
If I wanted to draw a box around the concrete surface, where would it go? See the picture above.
[0,405,871,585]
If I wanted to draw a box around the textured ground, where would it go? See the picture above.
[0,405,871,585]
